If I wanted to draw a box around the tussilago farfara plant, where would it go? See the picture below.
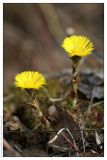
[62,35,94,110]
[15,71,51,130]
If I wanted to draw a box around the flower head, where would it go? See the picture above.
[15,71,46,89]
[61,35,94,57]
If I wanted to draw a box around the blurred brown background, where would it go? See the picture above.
[3,3,104,91]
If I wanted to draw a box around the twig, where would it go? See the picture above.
[43,88,69,102]
[89,100,104,108]
[48,128,65,144]
[48,144,70,152]
[83,82,103,122]
[65,128,79,152]
[3,139,21,157]
[5,128,104,133]
[48,128,80,156]
[78,118,86,154]
[65,128,80,156]
[49,97,65,102]
[83,99,104,128]
[14,144,23,153]
[62,133,80,156]
[81,129,86,152]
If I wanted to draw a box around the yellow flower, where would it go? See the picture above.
[61,35,94,57]
[15,71,46,89]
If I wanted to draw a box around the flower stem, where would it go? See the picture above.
[32,97,52,130]
[70,60,79,110]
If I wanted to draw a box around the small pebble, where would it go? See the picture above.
[48,105,57,116]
